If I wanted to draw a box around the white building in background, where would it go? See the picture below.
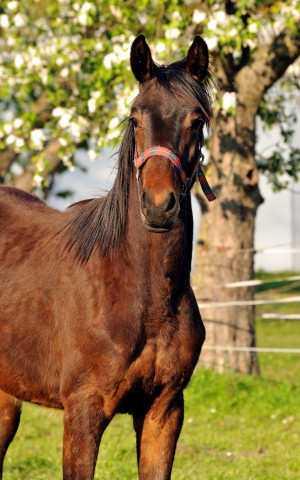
[255,175,298,272]
[291,179,300,271]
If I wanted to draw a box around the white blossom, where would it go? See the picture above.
[3,124,13,135]
[272,21,282,35]
[15,137,25,148]
[245,39,257,49]
[91,91,101,99]
[81,2,95,13]
[107,129,120,140]
[33,173,44,187]
[58,113,72,129]
[52,107,65,118]
[138,12,148,26]
[58,137,68,147]
[88,98,96,113]
[39,68,48,85]
[13,118,24,129]
[222,92,237,111]
[116,85,138,117]
[156,42,166,53]
[87,149,97,161]
[0,15,9,29]
[248,22,258,34]
[7,37,16,46]
[95,41,103,52]
[14,13,26,27]
[165,28,180,39]
[78,12,88,25]
[14,54,24,69]
[110,6,121,18]
[116,96,128,117]
[103,53,118,69]
[109,117,119,130]
[171,11,182,21]
[192,9,206,24]
[113,43,130,63]
[60,67,69,77]
[32,56,42,67]
[207,19,217,30]
[206,37,218,50]
[65,115,88,141]
[7,1,18,10]
[31,129,46,149]
[71,63,81,73]
[215,11,226,24]
[61,154,75,171]
[6,134,16,145]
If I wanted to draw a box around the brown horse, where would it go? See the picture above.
[0,35,214,479]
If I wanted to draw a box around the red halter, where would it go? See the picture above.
[134,146,216,201]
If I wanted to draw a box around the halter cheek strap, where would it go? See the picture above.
[134,146,216,202]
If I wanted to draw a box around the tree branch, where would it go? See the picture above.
[0,148,18,183]
[0,91,53,182]
[6,140,61,193]
[236,25,300,108]
[213,52,236,92]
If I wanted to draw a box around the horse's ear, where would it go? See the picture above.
[186,36,209,82]
[130,34,155,83]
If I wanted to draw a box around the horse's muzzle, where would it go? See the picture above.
[140,189,180,232]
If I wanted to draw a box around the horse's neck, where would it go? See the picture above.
[126,178,194,288]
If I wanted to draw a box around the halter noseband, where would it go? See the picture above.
[134,146,216,201]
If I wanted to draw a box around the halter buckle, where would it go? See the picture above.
[182,179,190,197]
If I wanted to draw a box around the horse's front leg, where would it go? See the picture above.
[0,390,22,480]
[133,390,184,480]
[62,389,111,480]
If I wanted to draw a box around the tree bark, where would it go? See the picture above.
[193,107,263,373]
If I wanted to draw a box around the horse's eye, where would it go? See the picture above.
[130,117,139,128]
[192,118,204,130]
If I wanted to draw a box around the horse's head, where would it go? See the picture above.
[130,35,213,233]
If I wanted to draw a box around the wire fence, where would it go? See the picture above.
[196,260,300,355]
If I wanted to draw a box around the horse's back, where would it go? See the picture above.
[0,186,64,256]
[0,186,57,224]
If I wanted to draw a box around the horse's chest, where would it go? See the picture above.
[117,324,197,416]
[129,322,195,392]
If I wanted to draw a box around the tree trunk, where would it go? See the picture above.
[192,108,263,374]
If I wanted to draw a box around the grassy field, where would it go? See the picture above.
[3,273,300,479]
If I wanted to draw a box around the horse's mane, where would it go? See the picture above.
[62,120,135,263]
[62,63,213,263]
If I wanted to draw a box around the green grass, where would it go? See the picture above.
[3,272,300,479]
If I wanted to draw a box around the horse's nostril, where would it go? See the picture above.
[166,192,176,213]
[141,191,147,211]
